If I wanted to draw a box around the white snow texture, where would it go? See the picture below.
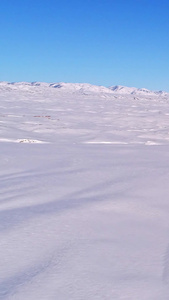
[1,82,169,299]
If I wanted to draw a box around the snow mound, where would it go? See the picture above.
[0,138,48,144]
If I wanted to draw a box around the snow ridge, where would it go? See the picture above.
[109,85,168,96]
[0,81,168,97]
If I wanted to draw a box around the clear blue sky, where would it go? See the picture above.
[0,0,169,91]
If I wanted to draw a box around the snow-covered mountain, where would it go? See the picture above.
[109,85,168,96]
[49,82,113,94]
[0,81,168,97]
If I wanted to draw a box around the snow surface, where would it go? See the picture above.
[1,82,169,299]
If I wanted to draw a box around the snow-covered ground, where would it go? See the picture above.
[1,82,169,299]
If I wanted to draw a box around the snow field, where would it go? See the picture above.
[1,83,169,299]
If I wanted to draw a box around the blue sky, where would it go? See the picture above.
[0,0,169,91]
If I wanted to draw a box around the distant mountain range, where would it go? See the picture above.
[109,85,167,96]
[0,81,168,97]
